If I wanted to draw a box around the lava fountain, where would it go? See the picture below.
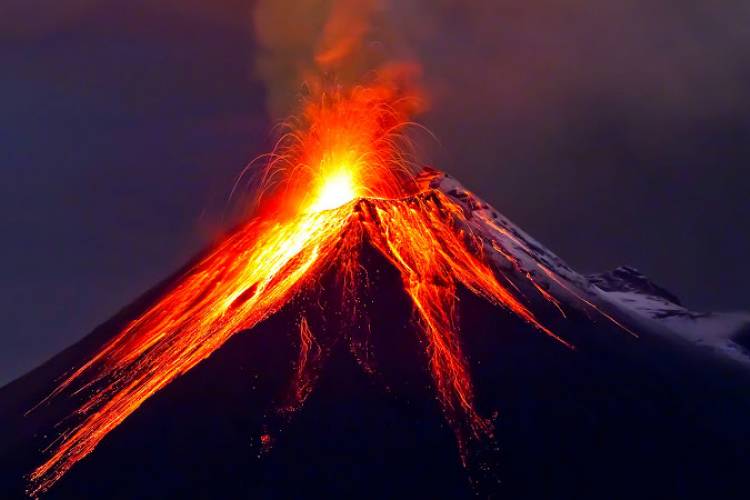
[26,79,591,496]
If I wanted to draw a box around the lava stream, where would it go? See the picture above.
[29,84,579,496]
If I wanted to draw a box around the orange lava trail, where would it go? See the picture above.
[359,192,572,455]
[286,316,322,412]
[28,83,581,497]
[29,207,354,495]
[538,264,639,338]
[476,210,635,336]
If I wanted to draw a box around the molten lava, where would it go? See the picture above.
[27,82,607,496]
[309,169,357,211]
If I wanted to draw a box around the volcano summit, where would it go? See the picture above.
[2,83,750,499]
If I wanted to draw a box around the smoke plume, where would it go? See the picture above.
[251,0,421,119]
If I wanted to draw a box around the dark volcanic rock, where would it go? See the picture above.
[1,245,750,500]
[588,265,683,305]
[2,174,749,499]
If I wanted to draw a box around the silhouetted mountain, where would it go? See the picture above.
[2,173,749,499]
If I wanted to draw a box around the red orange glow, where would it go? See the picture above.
[28,81,616,496]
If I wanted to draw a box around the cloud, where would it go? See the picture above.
[251,0,424,118]
[393,1,750,129]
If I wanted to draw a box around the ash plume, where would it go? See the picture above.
[251,0,422,119]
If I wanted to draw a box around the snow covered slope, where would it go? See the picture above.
[589,266,750,365]
[431,171,750,366]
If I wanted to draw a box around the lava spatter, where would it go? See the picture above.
[28,83,607,497]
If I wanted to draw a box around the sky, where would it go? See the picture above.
[1,0,749,385]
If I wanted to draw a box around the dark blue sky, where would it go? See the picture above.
[2,1,749,384]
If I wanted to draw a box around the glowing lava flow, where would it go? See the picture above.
[28,84,581,496]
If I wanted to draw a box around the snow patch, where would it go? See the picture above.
[433,171,750,367]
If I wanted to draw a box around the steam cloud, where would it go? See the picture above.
[249,0,750,128]
[253,0,424,118]
[6,0,748,127]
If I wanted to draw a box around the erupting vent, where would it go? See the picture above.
[27,82,626,497]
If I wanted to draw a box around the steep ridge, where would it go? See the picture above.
[1,170,749,499]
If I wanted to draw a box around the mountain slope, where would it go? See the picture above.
[432,173,750,366]
[1,172,749,499]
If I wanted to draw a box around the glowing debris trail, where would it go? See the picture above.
[29,206,354,494]
[28,84,590,496]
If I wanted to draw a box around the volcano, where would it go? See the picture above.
[1,169,750,499]
[2,80,750,498]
